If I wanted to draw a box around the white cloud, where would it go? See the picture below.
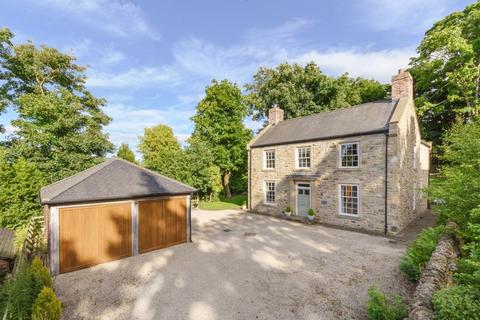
[31,0,160,39]
[87,66,181,87]
[104,103,196,154]
[291,47,416,82]
[101,47,126,64]
[355,0,453,33]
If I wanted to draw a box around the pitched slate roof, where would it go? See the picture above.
[40,158,196,205]
[250,100,398,148]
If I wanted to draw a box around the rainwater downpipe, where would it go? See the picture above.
[384,131,389,235]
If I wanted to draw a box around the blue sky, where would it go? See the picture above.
[0,0,473,155]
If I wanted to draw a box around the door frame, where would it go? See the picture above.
[295,182,311,216]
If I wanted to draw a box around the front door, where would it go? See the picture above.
[296,183,311,217]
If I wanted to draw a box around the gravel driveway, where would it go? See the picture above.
[54,209,412,320]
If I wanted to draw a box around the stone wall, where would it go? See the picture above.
[387,98,430,233]
[409,222,459,320]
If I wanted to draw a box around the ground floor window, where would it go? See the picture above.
[339,184,359,216]
[264,181,276,204]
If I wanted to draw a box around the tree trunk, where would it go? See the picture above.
[222,171,232,199]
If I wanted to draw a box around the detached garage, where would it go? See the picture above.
[40,158,196,274]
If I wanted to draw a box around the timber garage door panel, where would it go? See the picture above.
[138,197,187,253]
[59,202,132,273]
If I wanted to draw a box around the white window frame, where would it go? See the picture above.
[263,149,276,170]
[339,142,360,168]
[264,180,276,205]
[338,184,360,217]
[295,146,312,169]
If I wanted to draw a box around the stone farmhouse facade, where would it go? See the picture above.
[247,70,430,235]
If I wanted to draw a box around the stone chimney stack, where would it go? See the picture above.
[268,104,284,126]
[391,69,414,100]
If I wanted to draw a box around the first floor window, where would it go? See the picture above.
[297,146,311,168]
[265,181,276,204]
[264,150,275,169]
[339,184,359,216]
[340,143,359,167]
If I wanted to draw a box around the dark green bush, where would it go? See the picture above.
[432,285,480,320]
[366,286,407,320]
[31,287,62,320]
[399,225,445,281]
[30,257,52,295]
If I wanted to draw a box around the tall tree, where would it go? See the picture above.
[410,2,480,148]
[0,147,44,228]
[117,143,136,163]
[138,124,184,181]
[245,62,388,121]
[0,28,13,132]
[191,80,252,198]
[0,28,113,182]
[183,138,222,200]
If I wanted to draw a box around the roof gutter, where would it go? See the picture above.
[250,128,389,149]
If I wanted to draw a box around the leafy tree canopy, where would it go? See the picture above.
[245,62,388,121]
[410,1,480,147]
[0,147,44,228]
[183,138,222,199]
[191,79,252,198]
[0,28,113,182]
[138,124,184,181]
[116,143,136,163]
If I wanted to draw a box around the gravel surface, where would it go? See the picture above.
[54,209,414,320]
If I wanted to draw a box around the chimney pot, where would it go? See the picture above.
[391,69,413,100]
[268,105,284,125]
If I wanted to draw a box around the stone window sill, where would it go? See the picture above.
[337,214,360,220]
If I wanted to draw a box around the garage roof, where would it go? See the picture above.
[250,100,398,148]
[40,158,196,205]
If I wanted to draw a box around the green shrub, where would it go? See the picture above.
[456,242,480,287]
[3,265,35,320]
[366,286,407,320]
[0,259,55,320]
[432,285,480,320]
[308,208,315,216]
[31,287,62,320]
[399,225,445,281]
[30,257,52,295]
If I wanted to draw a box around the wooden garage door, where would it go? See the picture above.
[138,197,187,253]
[59,202,132,273]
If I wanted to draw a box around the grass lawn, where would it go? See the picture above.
[199,194,247,210]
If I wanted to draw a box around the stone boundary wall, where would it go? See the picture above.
[409,222,460,320]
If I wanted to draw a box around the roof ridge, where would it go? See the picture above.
[113,158,196,191]
[277,99,393,125]
[47,159,117,202]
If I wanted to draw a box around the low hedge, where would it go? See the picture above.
[399,225,445,281]
[366,286,407,320]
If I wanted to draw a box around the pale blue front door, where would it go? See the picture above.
[296,183,311,217]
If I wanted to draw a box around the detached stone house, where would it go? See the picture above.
[247,70,430,235]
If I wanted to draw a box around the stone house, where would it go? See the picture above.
[247,70,430,235]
